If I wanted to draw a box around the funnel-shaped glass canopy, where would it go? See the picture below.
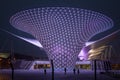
[10,7,113,69]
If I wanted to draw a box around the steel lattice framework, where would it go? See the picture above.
[10,7,113,70]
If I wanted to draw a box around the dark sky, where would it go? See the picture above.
[0,0,120,56]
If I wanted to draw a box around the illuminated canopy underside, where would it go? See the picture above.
[10,7,113,69]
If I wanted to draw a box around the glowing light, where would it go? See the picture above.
[85,41,96,46]
[10,7,113,69]
[88,46,108,60]
[0,29,43,48]
[88,46,107,54]
[78,49,85,60]
[0,58,2,61]
[0,53,10,58]
[18,37,43,48]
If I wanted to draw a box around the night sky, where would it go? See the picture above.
[0,0,120,56]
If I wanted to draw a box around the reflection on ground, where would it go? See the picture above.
[0,69,119,80]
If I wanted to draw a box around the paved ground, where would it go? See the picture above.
[0,69,119,80]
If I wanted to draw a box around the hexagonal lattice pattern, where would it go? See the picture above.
[10,7,113,69]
